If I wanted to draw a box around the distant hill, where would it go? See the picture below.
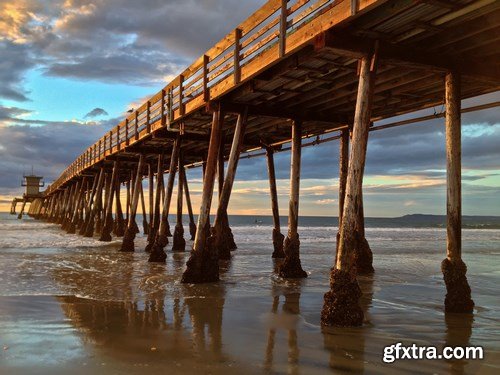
[222,214,500,229]
[365,214,500,229]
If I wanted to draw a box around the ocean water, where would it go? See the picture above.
[0,212,499,374]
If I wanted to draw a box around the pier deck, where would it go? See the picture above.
[43,0,499,192]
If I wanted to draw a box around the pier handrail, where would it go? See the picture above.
[46,0,379,195]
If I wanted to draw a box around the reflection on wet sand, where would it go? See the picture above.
[57,282,227,367]
[264,278,303,375]
[322,275,374,373]
[444,313,473,375]
[185,284,225,362]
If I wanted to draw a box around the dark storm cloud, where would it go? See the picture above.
[0,42,34,101]
[0,116,120,189]
[54,0,266,58]
[84,108,108,118]
[0,103,119,190]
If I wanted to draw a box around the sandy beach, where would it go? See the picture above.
[1,213,499,374]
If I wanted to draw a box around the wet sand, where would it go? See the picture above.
[0,216,499,374]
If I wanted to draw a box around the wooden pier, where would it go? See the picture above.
[26,0,499,326]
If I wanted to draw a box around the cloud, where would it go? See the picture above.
[0,116,119,190]
[0,0,267,101]
[84,107,108,118]
[0,41,34,101]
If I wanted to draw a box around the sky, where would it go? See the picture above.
[0,0,499,217]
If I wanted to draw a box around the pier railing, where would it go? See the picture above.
[46,0,377,195]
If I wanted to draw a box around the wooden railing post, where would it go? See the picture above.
[179,74,185,116]
[351,0,359,16]
[161,89,166,127]
[146,101,151,133]
[234,28,242,84]
[134,111,139,140]
[117,124,121,151]
[203,55,209,102]
[279,0,288,58]
[124,119,129,146]
[167,89,173,126]
[109,130,112,152]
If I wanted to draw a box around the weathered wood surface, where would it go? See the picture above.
[266,147,285,258]
[278,120,307,279]
[182,108,224,283]
[441,71,474,313]
[322,53,376,327]
[211,111,248,259]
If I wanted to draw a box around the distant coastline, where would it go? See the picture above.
[2,212,499,229]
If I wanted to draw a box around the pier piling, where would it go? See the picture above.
[182,107,223,283]
[146,154,163,252]
[266,146,285,258]
[322,52,377,327]
[441,72,474,313]
[172,153,186,252]
[120,155,144,252]
[182,165,196,240]
[209,111,247,260]
[100,162,118,241]
[278,120,307,279]
[149,138,181,262]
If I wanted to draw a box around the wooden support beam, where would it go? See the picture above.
[59,183,73,228]
[67,177,87,234]
[278,119,307,278]
[182,165,197,240]
[100,161,118,241]
[120,154,144,252]
[335,128,349,258]
[96,171,112,234]
[218,132,225,198]
[182,105,224,283]
[316,30,500,83]
[210,111,247,260]
[56,187,70,225]
[79,172,98,234]
[338,129,349,228]
[17,199,27,220]
[322,53,377,327]
[441,71,474,313]
[93,172,105,234]
[266,146,284,258]
[140,180,149,235]
[148,163,154,235]
[83,167,105,238]
[172,152,186,252]
[223,101,351,124]
[146,154,164,252]
[114,175,125,237]
[149,138,181,261]
[125,177,131,223]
